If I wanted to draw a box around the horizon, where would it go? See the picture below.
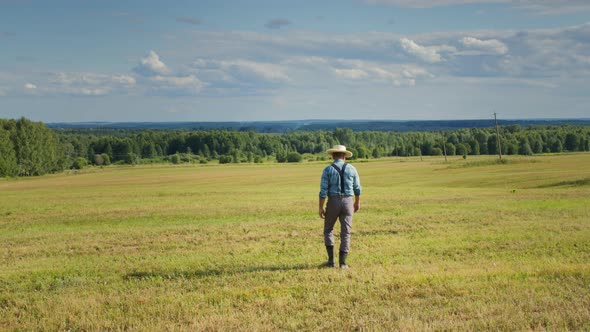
[43,117,590,124]
[1,1,589,122]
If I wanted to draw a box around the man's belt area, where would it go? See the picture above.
[329,194,353,198]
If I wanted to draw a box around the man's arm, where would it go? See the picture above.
[319,197,326,219]
[352,167,361,213]
[319,168,329,218]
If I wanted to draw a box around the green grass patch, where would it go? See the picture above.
[1,153,589,330]
[445,157,541,169]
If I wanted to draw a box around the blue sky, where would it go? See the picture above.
[1,0,589,122]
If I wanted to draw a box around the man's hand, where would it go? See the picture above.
[354,196,360,213]
[319,197,326,219]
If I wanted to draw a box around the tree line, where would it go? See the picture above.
[1,117,589,177]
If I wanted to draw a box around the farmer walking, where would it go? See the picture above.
[319,145,361,269]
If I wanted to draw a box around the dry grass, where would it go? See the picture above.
[1,154,589,331]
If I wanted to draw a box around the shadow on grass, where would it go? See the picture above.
[125,263,318,281]
[535,177,590,188]
[355,229,399,237]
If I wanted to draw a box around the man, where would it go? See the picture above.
[319,145,361,269]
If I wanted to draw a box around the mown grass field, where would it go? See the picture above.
[1,154,589,331]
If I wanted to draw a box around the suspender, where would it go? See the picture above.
[330,163,348,194]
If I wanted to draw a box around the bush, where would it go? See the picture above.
[276,152,287,163]
[94,154,105,166]
[219,155,233,164]
[101,153,111,165]
[169,154,181,164]
[180,153,191,163]
[125,153,139,165]
[286,152,302,163]
[71,157,88,170]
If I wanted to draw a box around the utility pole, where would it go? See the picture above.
[494,112,502,161]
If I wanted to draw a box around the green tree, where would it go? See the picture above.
[444,142,456,156]
[413,147,422,157]
[105,143,113,160]
[468,139,480,155]
[346,147,358,160]
[372,147,384,158]
[564,133,579,151]
[487,135,498,155]
[13,118,65,176]
[506,141,519,155]
[456,143,469,156]
[550,139,563,153]
[0,128,18,177]
[474,132,489,154]
[356,146,370,159]
[532,139,543,154]
[421,140,434,156]
[86,146,96,164]
[518,140,533,155]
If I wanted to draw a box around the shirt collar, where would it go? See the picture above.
[333,158,345,165]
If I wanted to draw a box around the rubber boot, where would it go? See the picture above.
[339,251,349,269]
[323,245,335,267]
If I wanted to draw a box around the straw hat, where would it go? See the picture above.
[327,145,353,158]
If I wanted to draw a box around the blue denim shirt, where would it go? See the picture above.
[319,159,362,198]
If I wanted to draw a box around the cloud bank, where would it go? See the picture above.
[2,23,589,99]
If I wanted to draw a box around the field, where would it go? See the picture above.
[1,154,589,331]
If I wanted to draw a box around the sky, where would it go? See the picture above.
[0,0,589,122]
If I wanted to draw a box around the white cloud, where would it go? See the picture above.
[69,87,110,96]
[289,56,431,86]
[460,36,508,55]
[134,50,171,76]
[3,22,589,101]
[24,83,37,90]
[51,72,136,87]
[399,38,442,63]
[111,75,136,86]
[149,75,204,88]
[145,75,206,96]
[190,58,290,92]
[333,68,369,80]
[46,72,136,96]
[220,60,289,82]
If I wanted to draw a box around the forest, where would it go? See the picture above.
[1,117,589,177]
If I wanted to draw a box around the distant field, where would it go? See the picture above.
[1,154,589,330]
